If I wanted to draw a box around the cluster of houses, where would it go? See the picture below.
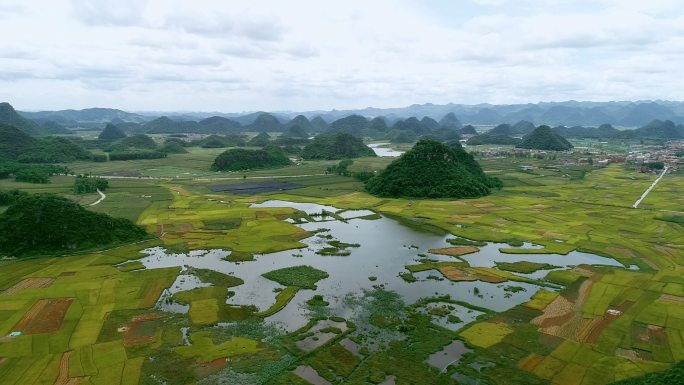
[567,141,683,171]
[469,140,684,174]
[624,140,684,171]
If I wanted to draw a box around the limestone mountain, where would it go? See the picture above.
[329,115,369,134]
[0,123,39,160]
[211,145,291,171]
[0,193,147,258]
[439,112,462,129]
[284,115,313,134]
[248,132,271,147]
[365,139,501,198]
[461,125,478,135]
[301,133,376,160]
[310,116,329,132]
[517,125,573,151]
[0,102,43,136]
[98,124,127,140]
[247,113,283,132]
[368,117,389,132]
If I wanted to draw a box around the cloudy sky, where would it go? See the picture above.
[1,0,683,112]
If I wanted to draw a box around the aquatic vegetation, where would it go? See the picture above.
[257,286,300,317]
[174,332,260,362]
[261,265,329,289]
[495,261,560,274]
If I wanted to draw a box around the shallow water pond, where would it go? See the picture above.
[427,340,471,372]
[249,200,338,215]
[136,201,628,331]
[417,301,484,332]
[369,143,405,157]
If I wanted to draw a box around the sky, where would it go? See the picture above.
[1,0,683,112]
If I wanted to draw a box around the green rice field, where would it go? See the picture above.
[1,146,682,385]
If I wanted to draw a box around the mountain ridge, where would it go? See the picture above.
[16,100,684,128]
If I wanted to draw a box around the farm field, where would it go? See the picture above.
[0,147,683,385]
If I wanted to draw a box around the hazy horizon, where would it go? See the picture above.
[2,0,684,111]
[9,99,683,115]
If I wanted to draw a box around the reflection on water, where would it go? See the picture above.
[136,201,628,331]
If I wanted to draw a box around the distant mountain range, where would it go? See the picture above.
[301,101,684,128]
[15,100,684,128]
[3,99,684,163]
[20,107,148,126]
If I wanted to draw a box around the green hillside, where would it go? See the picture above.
[0,193,148,258]
[517,125,573,151]
[365,139,501,198]
[211,145,292,171]
[99,123,127,140]
[301,133,376,160]
[0,102,43,136]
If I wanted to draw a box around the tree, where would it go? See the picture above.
[73,175,108,194]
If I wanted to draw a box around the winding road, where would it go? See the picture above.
[632,166,669,209]
[89,188,106,206]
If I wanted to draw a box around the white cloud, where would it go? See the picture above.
[70,0,147,26]
[0,0,682,111]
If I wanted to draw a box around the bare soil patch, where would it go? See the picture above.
[429,247,479,257]
[54,351,80,385]
[532,295,575,338]
[1,278,55,296]
[615,348,640,360]
[194,358,228,378]
[649,325,668,346]
[533,276,617,342]
[124,313,163,347]
[439,266,477,281]
[13,298,73,334]
[170,186,190,196]
[580,301,632,344]
[661,294,684,304]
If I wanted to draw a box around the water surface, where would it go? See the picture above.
[136,201,628,331]
[369,143,404,157]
